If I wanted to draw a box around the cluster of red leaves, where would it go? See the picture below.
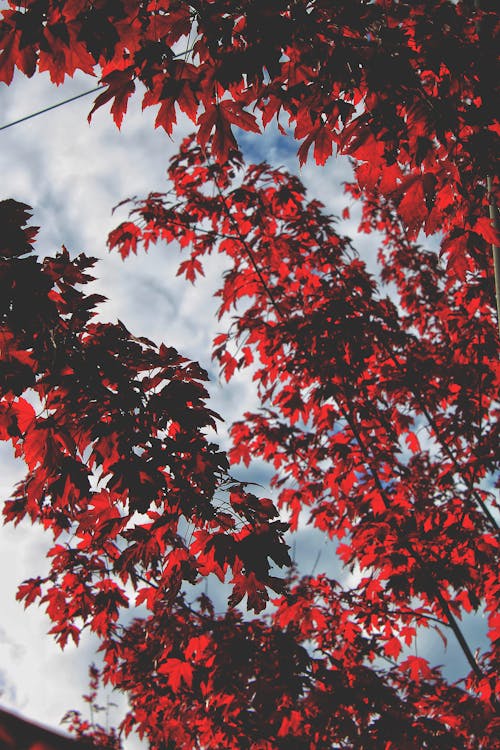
[1,177,497,748]
[105,136,500,747]
[62,665,121,750]
[0,198,291,657]
[1,1,498,272]
[1,0,500,747]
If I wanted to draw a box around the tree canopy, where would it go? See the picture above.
[0,1,499,748]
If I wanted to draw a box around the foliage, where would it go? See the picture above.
[1,1,499,748]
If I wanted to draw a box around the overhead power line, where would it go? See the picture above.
[0,86,103,132]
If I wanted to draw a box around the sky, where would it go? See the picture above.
[0,68,491,741]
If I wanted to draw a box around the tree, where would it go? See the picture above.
[0,1,499,748]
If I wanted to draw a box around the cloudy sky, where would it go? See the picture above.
[0,69,489,740]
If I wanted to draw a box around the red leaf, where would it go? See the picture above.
[397,177,427,239]
[228,571,269,613]
[88,71,136,128]
[442,234,470,280]
[177,257,205,284]
[384,636,402,660]
[38,23,95,84]
[219,350,238,382]
[220,100,260,135]
[16,578,42,607]
[405,431,421,453]
[107,221,142,259]
[313,125,334,166]
[157,658,193,692]
[400,656,433,682]
[11,398,35,433]
[474,216,500,246]
[0,22,37,84]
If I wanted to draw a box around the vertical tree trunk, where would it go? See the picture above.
[487,175,500,337]
[475,1,500,337]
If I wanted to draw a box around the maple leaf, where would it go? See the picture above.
[405,431,421,453]
[229,571,269,613]
[313,125,335,166]
[400,656,433,683]
[177,257,205,284]
[198,101,259,162]
[397,177,427,240]
[107,221,142,259]
[184,635,211,663]
[384,636,402,660]
[134,586,157,611]
[157,658,193,692]
[88,70,136,128]
[16,578,43,608]
[295,124,333,166]
[441,233,471,280]
[473,216,500,246]
[38,22,95,84]
[218,350,238,382]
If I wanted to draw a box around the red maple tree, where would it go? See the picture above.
[1,1,499,748]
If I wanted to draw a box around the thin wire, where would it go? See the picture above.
[0,85,103,132]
